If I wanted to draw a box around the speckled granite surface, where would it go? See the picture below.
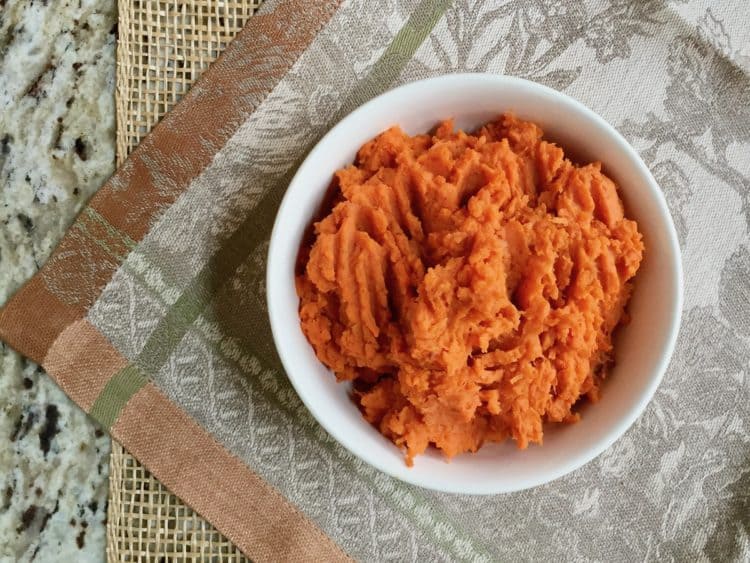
[0,0,116,560]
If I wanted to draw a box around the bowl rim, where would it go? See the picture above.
[266,73,684,495]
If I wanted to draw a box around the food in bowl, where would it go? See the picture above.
[296,113,643,466]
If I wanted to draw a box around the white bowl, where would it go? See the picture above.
[266,74,683,495]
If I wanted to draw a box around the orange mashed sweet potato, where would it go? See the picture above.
[296,114,643,466]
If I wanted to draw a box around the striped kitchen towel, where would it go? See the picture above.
[2,0,749,560]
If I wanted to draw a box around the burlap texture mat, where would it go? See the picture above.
[108,2,262,560]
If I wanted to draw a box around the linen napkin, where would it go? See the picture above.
[2,0,749,560]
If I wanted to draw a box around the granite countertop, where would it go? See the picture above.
[0,0,117,560]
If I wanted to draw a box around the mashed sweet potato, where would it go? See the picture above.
[296,114,643,465]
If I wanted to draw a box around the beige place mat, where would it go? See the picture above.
[108,1,262,560]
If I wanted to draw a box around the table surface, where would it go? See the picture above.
[0,1,116,560]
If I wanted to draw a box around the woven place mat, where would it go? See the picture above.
[108,1,261,560]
